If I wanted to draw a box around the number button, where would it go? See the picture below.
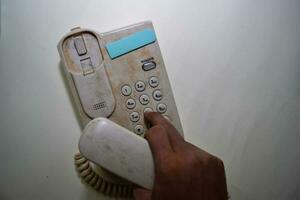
[163,115,171,121]
[157,103,167,113]
[121,85,132,96]
[134,125,144,135]
[126,98,136,109]
[144,107,153,113]
[149,76,159,88]
[129,112,140,122]
[139,94,150,105]
[135,81,146,92]
[153,90,163,101]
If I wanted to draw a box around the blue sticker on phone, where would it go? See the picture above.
[105,29,156,59]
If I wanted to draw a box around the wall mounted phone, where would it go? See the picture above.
[58,21,183,198]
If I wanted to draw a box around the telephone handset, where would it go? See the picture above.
[58,21,183,198]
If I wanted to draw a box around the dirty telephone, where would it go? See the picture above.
[58,21,183,196]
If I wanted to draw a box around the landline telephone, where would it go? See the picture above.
[57,21,183,198]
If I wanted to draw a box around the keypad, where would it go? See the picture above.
[120,75,168,135]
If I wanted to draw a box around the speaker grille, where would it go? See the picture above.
[92,102,106,110]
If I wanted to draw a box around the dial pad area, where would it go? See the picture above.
[120,76,168,135]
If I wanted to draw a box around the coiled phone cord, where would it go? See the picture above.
[74,153,133,198]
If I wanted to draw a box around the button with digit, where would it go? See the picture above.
[134,125,144,135]
[126,98,136,109]
[135,81,146,92]
[163,115,171,121]
[144,107,153,113]
[129,112,140,122]
[157,103,167,113]
[153,89,163,101]
[139,94,150,105]
[149,76,159,88]
[121,85,132,96]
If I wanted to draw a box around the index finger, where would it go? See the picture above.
[144,112,184,150]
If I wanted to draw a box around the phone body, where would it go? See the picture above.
[58,21,183,136]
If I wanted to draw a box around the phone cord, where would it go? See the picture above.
[74,153,133,198]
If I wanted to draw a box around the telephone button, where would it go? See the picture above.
[144,107,153,113]
[163,115,171,121]
[157,103,167,113]
[74,35,87,56]
[142,61,156,71]
[129,112,140,122]
[139,94,150,105]
[135,81,146,92]
[149,76,159,88]
[134,125,144,135]
[126,98,136,109]
[153,90,163,101]
[121,85,132,96]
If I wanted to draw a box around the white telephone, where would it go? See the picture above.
[57,21,183,198]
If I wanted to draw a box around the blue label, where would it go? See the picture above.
[105,29,156,59]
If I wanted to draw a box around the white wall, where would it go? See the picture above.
[0,0,300,199]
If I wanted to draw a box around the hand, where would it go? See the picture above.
[134,112,228,200]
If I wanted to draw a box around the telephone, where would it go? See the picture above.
[57,21,183,198]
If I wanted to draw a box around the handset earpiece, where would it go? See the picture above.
[58,28,115,118]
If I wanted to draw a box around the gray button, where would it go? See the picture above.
[134,125,144,135]
[144,107,153,113]
[153,90,163,101]
[129,112,140,122]
[74,35,87,56]
[142,61,156,71]
[149,76,159,88]
[121,85,132,96]
[157,103,167,113]
[135,81,146,92]
[139,94,150,105]
[126,98,136,109]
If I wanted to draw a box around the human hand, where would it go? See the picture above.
[134,112,228,200]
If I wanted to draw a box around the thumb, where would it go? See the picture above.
[133,187,152,200]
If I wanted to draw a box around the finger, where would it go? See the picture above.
[145,125,173,162]
[133,187,152,200]
[145,112,184,149]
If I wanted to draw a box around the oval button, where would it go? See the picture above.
[153,90,163,101]
[144,107,153,113]
[149,76,159,88]
[134,125,144,135]
[121,85,132,96]
[157,103,167,113]
[126,98,136,109]
[139,94,150,105]
[142,61,156,71]
[135,81,146,92]
[129,112,140,122]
